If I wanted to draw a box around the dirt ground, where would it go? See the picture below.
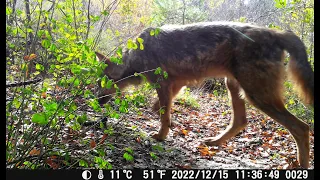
[85,92,314,169]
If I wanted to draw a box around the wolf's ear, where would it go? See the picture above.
[95,52,108,62]
[95,51,125,80]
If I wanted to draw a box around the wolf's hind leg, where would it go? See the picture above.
[203,78,247,146]
[245,91,310,168]
[234,60,309,168]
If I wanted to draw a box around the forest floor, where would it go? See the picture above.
[84,90,314,169]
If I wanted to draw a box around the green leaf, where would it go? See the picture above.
[137,38,144,50]
[106,80,113,89]
[121,100,127,107]
[81,68,90,74]
[35,64,44,71]
[137,38,144,44]
[125,147,134,154]
[150,152,158,160]
[127,39,134,49]
[154,67,162,75]
[140,44,144,50]
[65,15,73,23]
[289,99,295,105]
[132,42,138,50]
[44,102,58,113]
[110,57,122,64]
[16,9,23,16]
[274,0,286,8]
[9,43,15,48]
[71,65,82,74]
[155,28,161,36]
[84,90,93,98]
[74,78,80,86]
[239,17,246,23]
[123,152,134,161]
[116,48,122,58]
[6,7,12,15]
[150,30,155,36]
[152,144,165,152]
[32,113,48,125]
[110,112,120,119]
[91,15,100,22]
[77,114,88,124]
[50,44,56,52]
[119,106,127,113]
[101,76,107,88]
[163,71,168,79]
[101,10,109,16]
[27,28,33,33]
[90,100,101,112]
[70,102,78,111]
[115,98,121,105]
[41,39,51,49]
[159,108,165,115]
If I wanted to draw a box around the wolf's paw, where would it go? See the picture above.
[202,137,223,146]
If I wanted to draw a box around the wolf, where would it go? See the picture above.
[95,22,314,168]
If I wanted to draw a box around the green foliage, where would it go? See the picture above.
[123,147,134,162]
[238,17,247,23]
[152,144,165,152]
[94,156,112,169]
[6,0,119,169]
[273,0,314,67]
[176,88,200,109]
[150,28,161,36]
[31,113,48,125]
[79,160,89,168]
[127,39,137,49]
[284,81,314,126]
[274,0,287,8]
[6,0,314,170]
[150,152,158,160]
[152,0,208,25]
[154,67,168,79]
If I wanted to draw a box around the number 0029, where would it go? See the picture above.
[285,170,308,179]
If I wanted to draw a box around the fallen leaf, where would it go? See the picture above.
[41,92,47,99]
[180,129,189,136]
[136,137,141,143]
[99,134,108,145]
[46,158,59,169]
[29,148,41,156]
[23,54,37,61]
[90,140,96,148]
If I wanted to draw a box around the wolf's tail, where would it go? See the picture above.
[277,31,314,107]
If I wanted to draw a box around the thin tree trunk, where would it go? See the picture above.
[85,0,91,39]
[25,0,34,44]
[182,0,185,25]
[8,0,17,25]
[72,0,79,41]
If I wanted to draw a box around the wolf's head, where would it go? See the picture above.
[95,52,126,105]
[95,52,143,106]
[95,52,125,81]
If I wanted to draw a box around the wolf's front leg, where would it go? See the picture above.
[203,78,247,146]
[151,82,174,141]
